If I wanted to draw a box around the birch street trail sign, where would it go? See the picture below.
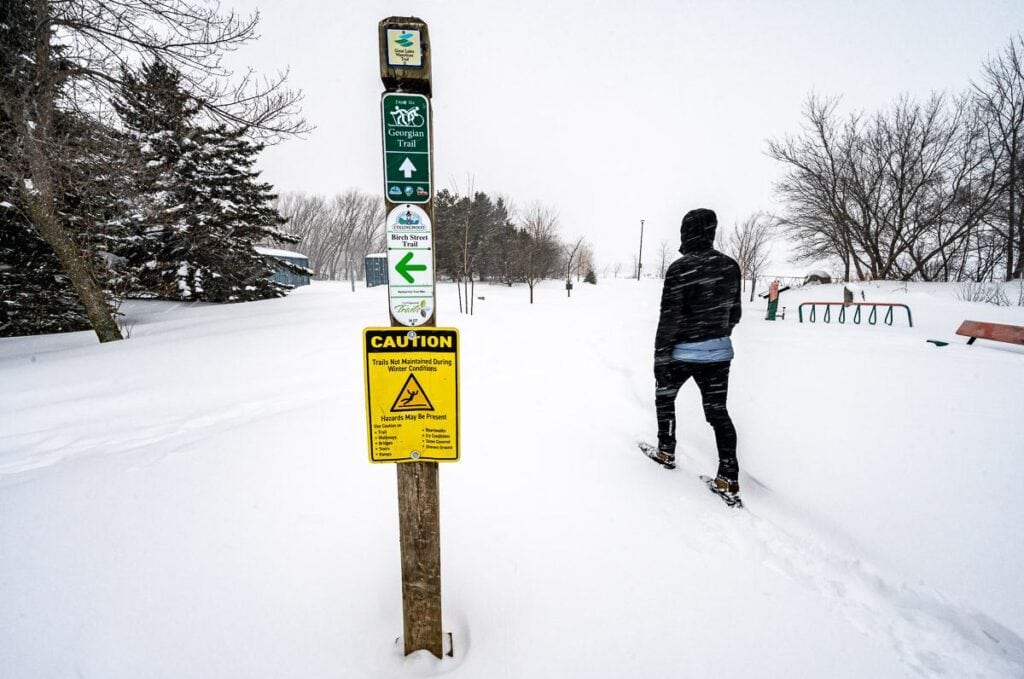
[364,328,460,462]
[382,92,431,204]
[386,204,434,326]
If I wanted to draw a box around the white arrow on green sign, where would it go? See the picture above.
[382,92,431,204]
[399,158,417,178]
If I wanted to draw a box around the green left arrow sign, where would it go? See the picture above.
[395,251,427,283]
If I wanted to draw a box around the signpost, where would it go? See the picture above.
[368,16,448,660]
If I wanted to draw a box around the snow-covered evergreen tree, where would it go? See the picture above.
[114,60,298,302]
[0,1,85,335]
[0,0,130,337]
[0,199,92,337]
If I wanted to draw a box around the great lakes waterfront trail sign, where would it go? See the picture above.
[382,92,431,204]
[386,204,434,326]
[363,328,460,463]
[385,28,423,68]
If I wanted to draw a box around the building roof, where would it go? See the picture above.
[255,246,308,259]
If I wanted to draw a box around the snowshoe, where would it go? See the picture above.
[639,441,676,470]
[700,475,743,508]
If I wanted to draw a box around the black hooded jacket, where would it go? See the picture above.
[654,209,742,359]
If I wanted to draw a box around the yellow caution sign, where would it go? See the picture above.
[363,327,459,462]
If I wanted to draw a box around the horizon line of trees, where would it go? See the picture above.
[433,189,593,307]
[276,187,596,309]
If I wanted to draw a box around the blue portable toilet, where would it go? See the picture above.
[256,247,311,287]
[365,253,388,288]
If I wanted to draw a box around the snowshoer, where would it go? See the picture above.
[649,208,743,505]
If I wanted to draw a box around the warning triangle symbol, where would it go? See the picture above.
[390,372,435,412]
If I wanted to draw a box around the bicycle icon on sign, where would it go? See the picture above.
[390,105,425,127]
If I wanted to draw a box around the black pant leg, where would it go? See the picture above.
[655,361,693,453]
[691,361,738,480]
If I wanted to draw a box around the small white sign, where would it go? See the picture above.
[386,29,423,68]
[386,204,432,250]
[389,294,434,327]
[386,204,434,327]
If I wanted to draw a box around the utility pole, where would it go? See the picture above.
[636,219,645,280]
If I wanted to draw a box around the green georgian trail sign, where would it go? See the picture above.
[382,92,431,204]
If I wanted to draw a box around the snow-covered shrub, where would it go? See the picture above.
[956,281,1010,306]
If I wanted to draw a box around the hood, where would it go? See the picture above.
[679,208,717,254]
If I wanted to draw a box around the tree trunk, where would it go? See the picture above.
[23,191,123,342]
[1008,135,1018,280]
[20,0,121,343]
[1017,183,1024,279]
[852,255,866,281]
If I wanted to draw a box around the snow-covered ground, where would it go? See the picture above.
[2,278,1023,678]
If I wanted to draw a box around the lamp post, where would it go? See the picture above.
[636,219,645,280]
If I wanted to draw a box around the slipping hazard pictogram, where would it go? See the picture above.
[391,372,434,412]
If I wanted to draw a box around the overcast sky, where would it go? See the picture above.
[223,0,1023,273]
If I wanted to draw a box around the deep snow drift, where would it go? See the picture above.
[2,278,1023,678]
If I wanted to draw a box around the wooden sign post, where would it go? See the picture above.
[377,16,444,659]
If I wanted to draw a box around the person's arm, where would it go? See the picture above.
[655,262,687,362]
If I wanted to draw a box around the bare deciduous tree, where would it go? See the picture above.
[768,95,865,282]
[769,92,998,282]
[276,191,383,281]
[519,203,561,304]
[562,235,585,297]
[973,33,1024,279]
[720,213,776,301]
[575,243,595,281]
[657,239,673,278]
